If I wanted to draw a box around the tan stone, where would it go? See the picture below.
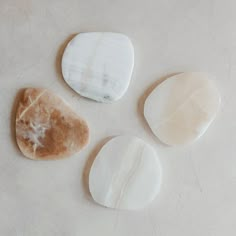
[15,88,89,160]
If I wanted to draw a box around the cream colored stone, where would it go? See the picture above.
[144,72,221,145]
[89,135,162,210]
[15,88,89,160]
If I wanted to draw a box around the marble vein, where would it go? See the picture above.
[18,89,47,120]
[152,86,209,130]
[114,145,144,209]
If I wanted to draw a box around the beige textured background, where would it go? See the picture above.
[0,0,235,235]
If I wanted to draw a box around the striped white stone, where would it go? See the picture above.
[62,32,134,103]
[89,136,162,210]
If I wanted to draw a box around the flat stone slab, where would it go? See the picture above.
[89,135,162,210]
[62,32,134,103]
[144,72,221,145]
[16,88,89,160]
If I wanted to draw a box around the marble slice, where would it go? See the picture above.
[15,88,89,160]
[144,72,221,146]
[89,136,162,210]
[61,32,134,103]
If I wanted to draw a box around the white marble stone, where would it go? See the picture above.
[89,136,162,210]
[61,32,134,102]
[144,72,221,146]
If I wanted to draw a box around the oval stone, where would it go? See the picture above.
[61,32,134,103]
[89,136,162,210]
[144,72,221,145]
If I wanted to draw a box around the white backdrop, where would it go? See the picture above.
[0,0,235,235]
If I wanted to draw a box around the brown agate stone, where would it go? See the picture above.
[15,88,89,160]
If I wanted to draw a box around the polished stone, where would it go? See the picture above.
[62,32,134,103]
[89,135,162,210]
[15,88,89,160]
[144,72,221,145]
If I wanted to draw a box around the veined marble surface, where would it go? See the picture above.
[62,32,134,102]
[16,88,89,160]
[89,136,162,210]
[144,72,221,145]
